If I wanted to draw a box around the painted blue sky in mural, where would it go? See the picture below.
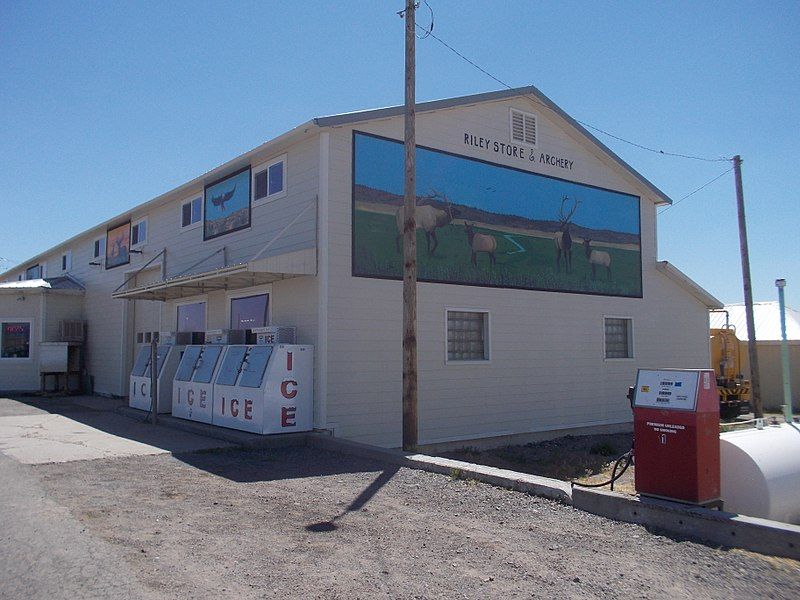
[355,133,640,235]
[204,169,250,221]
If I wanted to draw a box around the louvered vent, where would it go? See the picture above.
[59,320,85,342]
[510,108,537,147]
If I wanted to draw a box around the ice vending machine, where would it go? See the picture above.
[129,339,184,413]
[632,368,720,505]
[171,344,225,423]
[212,344,313,434]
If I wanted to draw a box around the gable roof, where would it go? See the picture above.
[2,86,671,280]
[314,85,672,206]
[709,302,800,341]
[656,261,723,309]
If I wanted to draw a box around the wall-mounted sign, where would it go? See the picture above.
[105,222,131,269]
[204,167,251,241]
[463,132,574,171]
[352,131,642,298]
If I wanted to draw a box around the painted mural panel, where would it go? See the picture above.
[352,132,642,297]
[105,222,130,270]
[204,167,251,240]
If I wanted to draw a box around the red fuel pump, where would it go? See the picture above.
[632,368,721,505]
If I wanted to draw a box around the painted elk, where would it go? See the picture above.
[464,222,497,267]
[583,238,612,281]
[395,190,457,256]
[553,195,579,273]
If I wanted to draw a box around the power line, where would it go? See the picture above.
[417,22,731,163]
[658,166,734,214]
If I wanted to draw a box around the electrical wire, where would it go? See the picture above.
[658,166,734,214]
[414,19,731,164]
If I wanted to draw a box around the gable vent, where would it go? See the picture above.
[510,108,537,147]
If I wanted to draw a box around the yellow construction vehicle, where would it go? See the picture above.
[709,325,751,420]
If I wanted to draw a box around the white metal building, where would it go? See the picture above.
[0,87,722,448]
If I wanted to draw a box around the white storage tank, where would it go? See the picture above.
[720,423,800,524]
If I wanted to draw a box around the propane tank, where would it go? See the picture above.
[719,423,800,524]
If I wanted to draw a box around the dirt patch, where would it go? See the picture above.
[442,432,637,494]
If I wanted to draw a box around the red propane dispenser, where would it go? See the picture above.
[632,368,720,505]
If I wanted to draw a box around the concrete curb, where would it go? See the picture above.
[572,487,800,560]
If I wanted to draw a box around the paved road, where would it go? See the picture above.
[0,453,156,599]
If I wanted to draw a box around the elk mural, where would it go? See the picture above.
[583,238,612,281]
[395,190,457,256]
[553,195,579,273]
[464,222,497,267]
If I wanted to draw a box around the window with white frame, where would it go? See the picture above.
[61,250,72,272]
[446,310,489,362]
[25,264,41,280]
[93,237,106,259]
[604,317,633,359]
[1,321,32,359]
[252,156,286,204]
[131,218,148,246]
[181,196,202,229]
[509,108,537,147]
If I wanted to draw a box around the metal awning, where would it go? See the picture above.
[111,248,316,301]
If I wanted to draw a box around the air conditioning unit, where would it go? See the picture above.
[252,326,297,345]
[59,320,85,342]
[205,329,246,345]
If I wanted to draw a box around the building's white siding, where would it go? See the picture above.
[323,97,711,447]
[3,134,319,396]
[0,293,42,391]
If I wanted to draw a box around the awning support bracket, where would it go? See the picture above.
[113,249,166,294]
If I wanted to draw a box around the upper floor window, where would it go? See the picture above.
[25,264,41,280]
[61,250,72,272]
[181,197,202,230]
[253,155,286,205]
[93,237,106,259]
[131,218,147,246]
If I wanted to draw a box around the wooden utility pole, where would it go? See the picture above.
[150,334,158,424]
[733,155,762,417]
[402,0,418,451]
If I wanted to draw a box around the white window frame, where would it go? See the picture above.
[509,107,538,149]
[92,236,106,262]
[1,318,34,361]
[131,217,148,248]
[179,195,203,232]
[444,307,491,365]
[175,296,208,332]
[252,154,287,207]
[60,250,72,272]
[226,285,273,330]
[25,264,41,280]
[603,315,635,361]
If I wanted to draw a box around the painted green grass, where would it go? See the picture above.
[353,209,642,297]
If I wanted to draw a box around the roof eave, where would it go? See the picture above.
[656,261,723,309]
[314,85,673,206]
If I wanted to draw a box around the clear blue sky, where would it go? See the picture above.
[1,1,798,308]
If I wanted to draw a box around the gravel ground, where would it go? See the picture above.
[443,433,637,494]
[2,445,797,599]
